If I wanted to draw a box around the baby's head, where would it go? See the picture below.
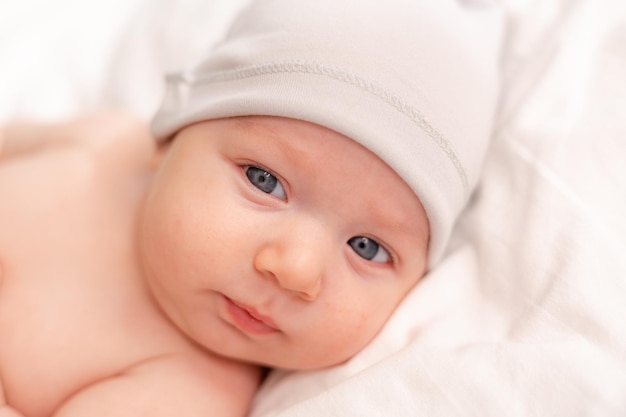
[141,0,500,369]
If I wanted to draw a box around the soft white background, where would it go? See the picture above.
[1,0,625,415]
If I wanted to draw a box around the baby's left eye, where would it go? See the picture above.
[245,166,286,200]
[347,236,390,263]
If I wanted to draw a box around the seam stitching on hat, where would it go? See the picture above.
[188,61,469,193]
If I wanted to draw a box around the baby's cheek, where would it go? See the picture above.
[139,204,183,279]
[337,308,378,352]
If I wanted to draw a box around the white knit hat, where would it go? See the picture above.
[151,0,502,267]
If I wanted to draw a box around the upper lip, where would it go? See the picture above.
[227,297,280,330]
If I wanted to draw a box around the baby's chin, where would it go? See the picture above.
[223,343,367,371]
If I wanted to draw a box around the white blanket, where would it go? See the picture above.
[1,0,625,415]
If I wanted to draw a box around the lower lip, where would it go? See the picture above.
[224,297,279,335]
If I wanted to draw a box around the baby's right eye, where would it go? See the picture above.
[244,166,286,200]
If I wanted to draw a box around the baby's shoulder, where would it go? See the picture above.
[68,112,155,167]
[1,112,154,165]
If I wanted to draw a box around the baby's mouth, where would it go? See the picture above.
[224,296,280,335]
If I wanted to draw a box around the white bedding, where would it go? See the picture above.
[2,0,625,415]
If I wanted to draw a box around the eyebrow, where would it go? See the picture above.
[364,187,430,250]
[231,117,309,167]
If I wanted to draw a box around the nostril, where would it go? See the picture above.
[294,277,322,302]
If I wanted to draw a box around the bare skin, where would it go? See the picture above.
[0,114,260,417]
[0,113,429,417]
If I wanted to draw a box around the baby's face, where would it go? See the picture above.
[139,116,429,369]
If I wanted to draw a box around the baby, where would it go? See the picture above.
[0,0,499,416]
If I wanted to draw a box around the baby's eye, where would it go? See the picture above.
[347,236,390,263]
[244,166,286,200]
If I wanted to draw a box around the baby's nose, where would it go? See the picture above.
[253,221,331,301]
